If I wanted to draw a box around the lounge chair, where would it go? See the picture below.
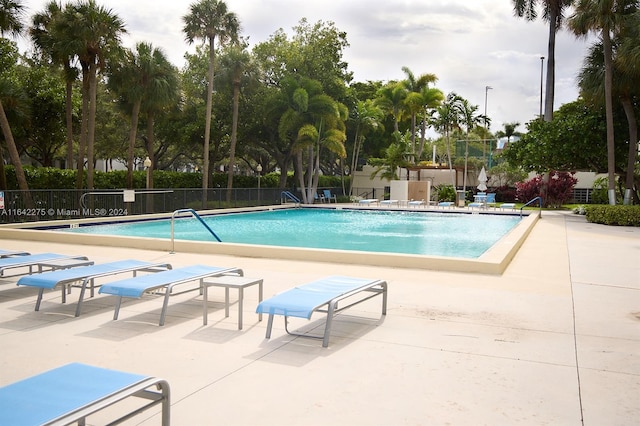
[0,249,30,258]
[99,264,243,326]
[16,259,172,317]
[0,253,89,277]
[0,362,170,426]
[437,201,454,208]
[499,203,516,211]
[484,193,497,208]
[358,199,379,206]
[379,199,399,207]
[407,199,426,208]
[256,275,387,347]
[323,189,337,203]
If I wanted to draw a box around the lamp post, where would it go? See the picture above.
[484,85,492,162]
[539,56,545,120]
[256,164,262,204]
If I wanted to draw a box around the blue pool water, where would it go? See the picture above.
[63,209,520,259]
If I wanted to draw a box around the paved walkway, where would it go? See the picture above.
[0,211,638,425]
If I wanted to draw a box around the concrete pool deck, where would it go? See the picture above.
[0,210,638,425]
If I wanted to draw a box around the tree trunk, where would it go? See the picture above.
[544,12,557,122]
[65,75,74,169]
[0,100,34,209]
[620,95,637,205]
[226,80,240,202]
[202,36,216,208]
[76,66,90,189]
[126,100,141,189]
[86,62,98,190]
[603,31,616,205]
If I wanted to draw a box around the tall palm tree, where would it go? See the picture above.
[183,0,240,206]
[0,0,33,205]
[569,0,638,205]
[30,0,78,169]
[217,43,253,201]
[348,99,384,196]
[513,0,575,121]
[401,66,439,158]
[578,38,639,205]
[141,48,179,191]
[375,81,408,133]
[434,93,464,186]
[55,0,126,190]
[416,85,445,160]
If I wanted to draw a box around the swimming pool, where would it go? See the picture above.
[0,206,539,273]
[62,208,521,259]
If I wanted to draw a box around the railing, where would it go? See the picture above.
[170,209,221,253]
[280,191,301,204]
[520,196,543,217]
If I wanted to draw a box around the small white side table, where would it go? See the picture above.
[202,276,263,330]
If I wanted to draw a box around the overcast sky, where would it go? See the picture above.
[19,0,592,134]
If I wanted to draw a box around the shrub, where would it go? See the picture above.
[585,205,640,226]
[434,184,455,201]
[515,171,577,207]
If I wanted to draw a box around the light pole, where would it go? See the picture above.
[484,86,492,162]
[539,56,545,120]
[256,164,262,204]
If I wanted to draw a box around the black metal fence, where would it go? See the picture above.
[0,188,312,223]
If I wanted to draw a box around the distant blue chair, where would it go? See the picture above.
[485,193,496,208]
[323,189,337,203]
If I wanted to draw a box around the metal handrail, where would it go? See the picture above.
[280,191,300,204]
[170,208,221,253]
[520,196,543,217]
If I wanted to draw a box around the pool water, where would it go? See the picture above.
[64,209,520,259]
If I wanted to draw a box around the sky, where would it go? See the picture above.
[18,0,594,134]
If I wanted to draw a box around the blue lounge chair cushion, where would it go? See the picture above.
[256,275,379,319]
[17,259,158,289]
[0,253,75,268]
[0,363,148,426]
[99,264,230,298]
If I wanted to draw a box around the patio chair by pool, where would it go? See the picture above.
[0,249,30,257]
[256,275,387,347]
[485,193,497,208]
[358,199,379,206]
[99,264,243,326]
[17,259,172,317]
[379,199,400,207]
[0,362,170,426]
[408,199,426,208]
[0,253,89,277]
[437,201,454,208]
[499,203,516,211]
[323,189,337,203]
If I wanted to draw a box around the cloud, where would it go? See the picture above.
[19,0,591,133]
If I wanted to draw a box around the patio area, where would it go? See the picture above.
[0,211,638,425]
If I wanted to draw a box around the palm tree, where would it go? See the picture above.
[217,43,253,201]
[348,99,384,196]
[569,0,638,205]
[416,85,445,160]
[401,66,441,159]
[183,0,240,207]
[0,0,33,206]
[30,0,78,169]
[434,93,464,186]
[513,0,575,121]
[578,38,639,205]
[375,81,407,133]
[55,0,126,190]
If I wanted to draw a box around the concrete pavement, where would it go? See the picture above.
[0,211,638,425]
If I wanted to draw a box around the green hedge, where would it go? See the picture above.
[4,166,346,190]
[585,205,640,226]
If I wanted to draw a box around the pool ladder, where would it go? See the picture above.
[170,209,221,253]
